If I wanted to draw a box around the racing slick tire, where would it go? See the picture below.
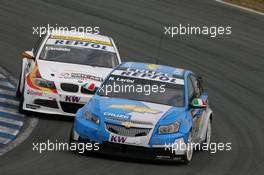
[204,118,212,145]
[194,118,212,152]
[18,86,28,115]
[181,132,193,164]
[197,118,212,151]
[69,126,81,154]
[69,127,98,155]
[69,126,75,146]
[16,72,22,98]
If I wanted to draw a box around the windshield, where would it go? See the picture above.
[98,74,185,107]
[39,39,118,68]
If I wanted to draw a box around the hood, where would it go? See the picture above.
[37,60,113,86]
[94,97,177,126]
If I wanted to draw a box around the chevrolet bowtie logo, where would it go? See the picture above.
[147,64,159,70]
[123,121,133,128]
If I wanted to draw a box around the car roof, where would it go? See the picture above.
[48,30,112,44]
[117,62,188,78]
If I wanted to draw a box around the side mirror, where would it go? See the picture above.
[22,51,35,60]
[191,98,207,108]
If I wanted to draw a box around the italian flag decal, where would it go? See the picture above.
[82,82,96,91]
[193,98,206,107]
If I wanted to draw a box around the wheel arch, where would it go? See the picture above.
[199,108,213,142]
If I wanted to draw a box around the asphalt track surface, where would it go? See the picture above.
[0,0,263,174]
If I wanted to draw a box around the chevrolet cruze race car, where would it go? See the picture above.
[16,31,121,116]
[70,62,213,163]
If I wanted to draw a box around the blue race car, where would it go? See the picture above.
[70,62,213,163]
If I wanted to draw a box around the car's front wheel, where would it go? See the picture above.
[69,126,75,145]
[181,132,193,164]
[69,126,82,154]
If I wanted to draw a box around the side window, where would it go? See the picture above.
[197,76,204,94]
[33,35,45,56]
[188,76,195,102]
[190,75,201,97]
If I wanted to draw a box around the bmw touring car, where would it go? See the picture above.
[70,62,213,163]
[16,31,121,116]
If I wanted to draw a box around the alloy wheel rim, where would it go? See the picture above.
[186,133,193,161]
[206,121,212,144]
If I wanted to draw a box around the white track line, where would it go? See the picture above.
[0,97,19,106]
[0,118,38,155]
[215,0,264,16]
[0,117,23,127]
[0,125,19,136]
[0,66,38,156]
[0,74,6,79]
[0,89,15,97]
[0,137,12,144]
[0,81,15,89]
[0,107,22,117]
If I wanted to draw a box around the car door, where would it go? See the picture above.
[188,74,205,142]
[192,75,210,142]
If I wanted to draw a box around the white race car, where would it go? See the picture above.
[16,31,121,116]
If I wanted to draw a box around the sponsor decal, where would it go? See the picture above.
[156,155,174,160]
[50,35,112,46]
[27,90,43,96]
[82,82,96,91]
[147,64,160,70]
[46,38,115,52]
[59,72,103,82]
[193,98,207,107]
[173,69,184,76]
[46,46,70,52]
[27,65,58,94]
[48,97,56,100]
[109,104,161,114]
[110,135,127,143]
[65,96,81,103]
[60,72,70,78]
[113,69,184,85]
[26,104,41,109]
[110,76,134,83]
[71,73,103,82]
[192,110,204,132]
[104,112,131,120]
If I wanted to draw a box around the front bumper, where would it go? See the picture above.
[22,85,92,116]
[72,117,188,160]
[87,141,183,160]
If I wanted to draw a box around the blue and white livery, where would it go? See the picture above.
[70,62,213,163]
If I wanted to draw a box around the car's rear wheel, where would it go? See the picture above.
[16,72,22,98]
[195,118,212,151]
[181,132,193,164]
[204,119,212,145]
[18,86,27,114]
